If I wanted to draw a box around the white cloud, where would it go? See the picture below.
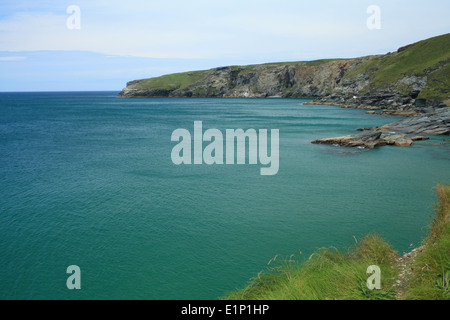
[0,56,26,61]
[0,0,448,61]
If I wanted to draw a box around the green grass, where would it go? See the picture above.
[303,59,350,67]
[258,58,349,67]
[224,234,399,300]
[133,58,348,90]
[127,33,449,101]
[135,70,211,91]
[402,184,450,300]
[233,59,350,74]
[417,64,450,99]
[344,33,450,97]
[223,184,450,300]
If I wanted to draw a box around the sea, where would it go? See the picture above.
[0,92,448,299]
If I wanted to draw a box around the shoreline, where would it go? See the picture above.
[303,100,422,117]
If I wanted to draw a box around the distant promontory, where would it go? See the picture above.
[119,33,449,113]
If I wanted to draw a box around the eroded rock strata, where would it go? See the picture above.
[312,108,449,149]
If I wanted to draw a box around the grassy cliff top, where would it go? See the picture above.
[127,58,350,92]
[122,33,450,102]
[224,184,450,300]
[131,69,211,92]
[344,33,450,99]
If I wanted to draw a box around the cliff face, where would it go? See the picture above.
[119,58,370,98]
[119,33,450,112]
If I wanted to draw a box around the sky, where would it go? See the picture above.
[0,0,449,91]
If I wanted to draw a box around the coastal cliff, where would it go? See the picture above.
[119,33,450,113]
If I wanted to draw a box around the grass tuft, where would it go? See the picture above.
[224,233,399,300]
[402,184,450,300]
[224,184,450,300]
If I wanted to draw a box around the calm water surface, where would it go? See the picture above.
[0,92,449,299]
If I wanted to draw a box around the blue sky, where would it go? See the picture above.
[0,0,449,91]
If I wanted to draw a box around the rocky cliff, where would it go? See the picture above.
[119,33,450,113]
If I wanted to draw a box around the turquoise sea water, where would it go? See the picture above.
[0,92,449,299]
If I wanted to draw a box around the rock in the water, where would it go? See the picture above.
[311,131,383,149]
[375,107,450,135]
[410,136,430,141]
[311,130,438,149]
[312,101,448,150]
[381,134,413,146]
[394,136,414,147]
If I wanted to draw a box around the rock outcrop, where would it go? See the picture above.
[374,107,450,135]
[119,58,371,99]
[311,131,417,149]
[311,108,449,149]
[312,131,384,149]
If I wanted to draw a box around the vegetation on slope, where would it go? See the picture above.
[402,184,450,299]
[134,69,211,91]
[344,33,450,99]
[224,184,450,300]
[224,234,399,300]
[128,58,347,94]
[122,33,450,103]
[419,64,450,100]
